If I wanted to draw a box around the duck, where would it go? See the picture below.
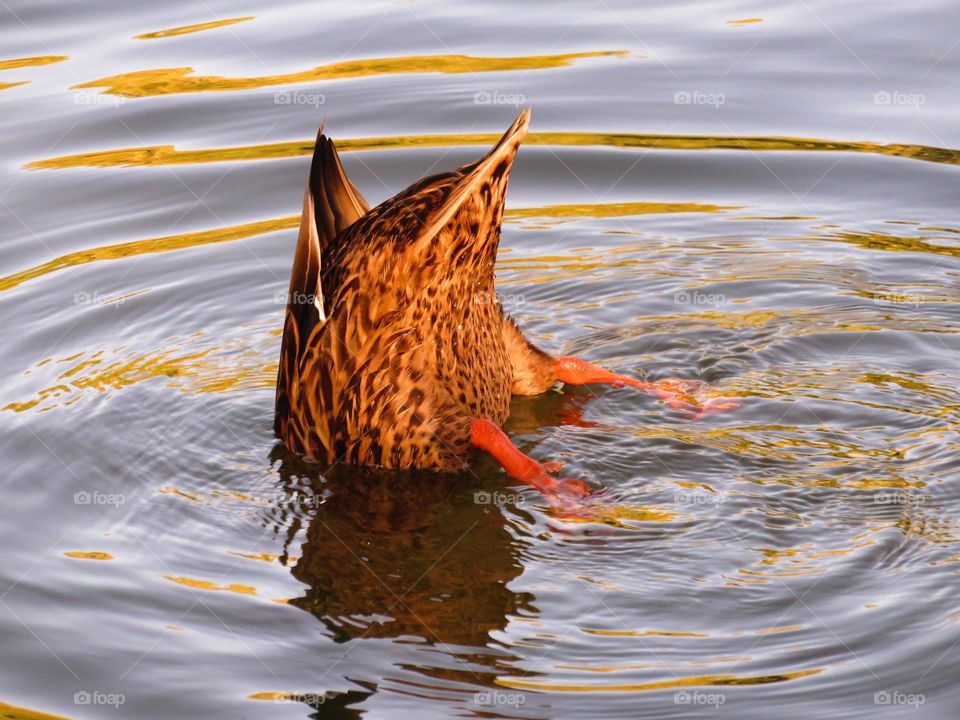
[275,109,738,503]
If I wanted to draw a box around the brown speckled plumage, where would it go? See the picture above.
[275,109,557,470]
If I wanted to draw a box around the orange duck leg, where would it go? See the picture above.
[469,419,591,505]
[501,318,739,421]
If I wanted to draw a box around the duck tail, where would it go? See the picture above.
[413,108,530,254]
[275,126,369,437]
[476,107,531,174]
[288,130,370,325]
[447,107,530,214]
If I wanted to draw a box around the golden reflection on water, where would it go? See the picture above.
[134,16,255,40]
[0,55,68,70]
[74,50,627,97]
[582,628,709,638]
[63,551,114,560]
[0,701,70,720]
[0,55,69,92]
[753,625,803,635]
[552,503,676,527]
[0,216,299,292]
[2,323,282,413]
[632,423,901,466]
[556,657,753,672]
[583,624,807,638]
[158,487,204,503]
[507,201,736,219]
[27,130,960,169]
[163,575,257,595]
[824,230,960,260]
[227,551,296,564]
[248,693,305,702]
[2,345,213,413]
[496,667,823,692]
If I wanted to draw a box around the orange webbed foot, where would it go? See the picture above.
[542,459,565,475]
[645,378,742,418]
[545,481,618,515]
[554,356,740,418]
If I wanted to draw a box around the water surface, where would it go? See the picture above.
[1,1,959,718]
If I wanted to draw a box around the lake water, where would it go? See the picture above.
[1,1,959,718]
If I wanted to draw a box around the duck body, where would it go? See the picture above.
[275,110,554,471]
[275,110,738,498]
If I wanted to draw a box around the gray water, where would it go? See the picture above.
[1,1,959,718]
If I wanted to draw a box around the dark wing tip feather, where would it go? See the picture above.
[310,133,370,248]
[276,125,370,430]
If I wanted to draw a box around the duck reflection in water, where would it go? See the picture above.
[289,465,532,647]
